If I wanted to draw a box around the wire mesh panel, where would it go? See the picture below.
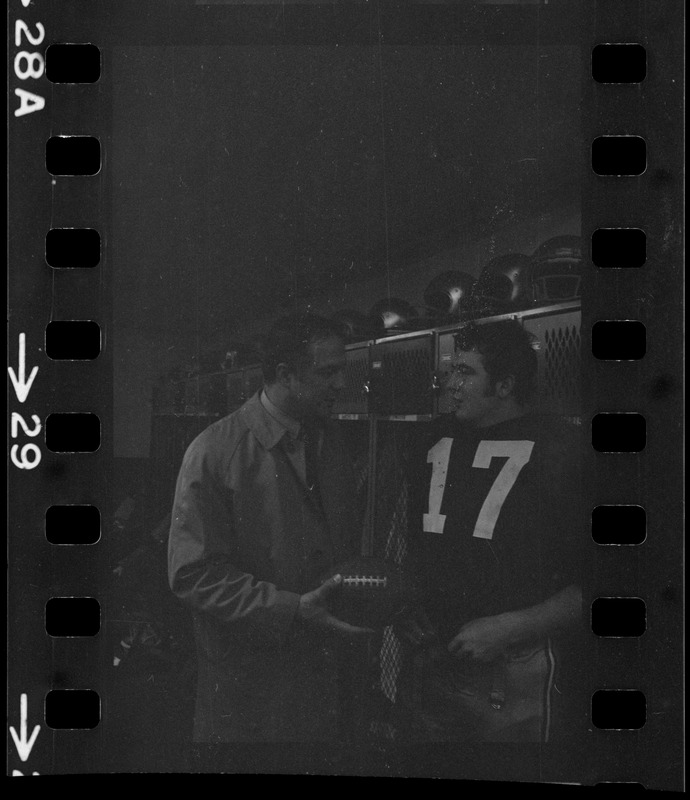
[332,343,370,416]
[370,333,435,416]
[371,421,430,708]
[372,422,415,565]
[522,309,581,420]
[333,419,370,531]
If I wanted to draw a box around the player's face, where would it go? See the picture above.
[446,348,503,428]
[287,336,347,420]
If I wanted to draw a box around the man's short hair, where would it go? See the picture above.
[453,320,538,404]
[260,312,346,383]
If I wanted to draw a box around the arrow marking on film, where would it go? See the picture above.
[9,694,41,762]
[8,333,39,404]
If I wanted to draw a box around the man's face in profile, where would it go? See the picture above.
[446,348,503,428]
[287,335,347,420]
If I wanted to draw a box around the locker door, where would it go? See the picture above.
[332,343,369,417]
[523,309,581,420]
[370,333,435,417]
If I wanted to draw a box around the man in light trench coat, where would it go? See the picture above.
[168,313,371,745]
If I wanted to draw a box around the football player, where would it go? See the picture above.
[397,320,585,743]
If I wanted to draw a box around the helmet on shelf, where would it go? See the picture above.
[423,271,476,322]
[330,308,376,342]
[530,235,582,306]
[368,297,420,335]
[470,252,533,316]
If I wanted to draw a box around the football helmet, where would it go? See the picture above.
[470,252,533,316]
[368,297,419,334]
[330,308,375,342]
[530,235,582,305]
[423,271,476,320]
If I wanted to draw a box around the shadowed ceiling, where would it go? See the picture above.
[112,43,581,343]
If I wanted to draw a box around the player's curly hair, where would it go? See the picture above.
[260,312,346,383]
[453,320,538,404]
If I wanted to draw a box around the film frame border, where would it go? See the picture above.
[7,0,684,787]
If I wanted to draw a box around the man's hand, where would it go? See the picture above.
[448,585,583,662]
[447,613,521,662]
[298,574,375,637]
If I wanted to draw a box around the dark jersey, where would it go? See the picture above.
[409,413,584,646]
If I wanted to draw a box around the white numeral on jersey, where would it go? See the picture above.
[471,440,534,539]
[423,437,454,533]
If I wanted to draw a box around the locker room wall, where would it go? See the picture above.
[115,205,578,459]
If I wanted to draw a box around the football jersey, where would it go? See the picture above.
[409,413,584,646]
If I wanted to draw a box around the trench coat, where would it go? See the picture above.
[168,392,361,742]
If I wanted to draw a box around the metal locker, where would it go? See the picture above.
[332,342,370,417]
[521,305,581,420]
[369,332,436,417]
[436,329,457,415]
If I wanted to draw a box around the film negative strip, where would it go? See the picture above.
[7,0,683,786]
[582,2,684,787]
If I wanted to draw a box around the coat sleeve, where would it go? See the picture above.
[167,431,300,642]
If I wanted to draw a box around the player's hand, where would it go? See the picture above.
[393,607,438,649]
[298,574,375,637]
[448,613,520,662]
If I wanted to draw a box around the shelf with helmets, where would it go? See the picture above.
[151,236,582,421]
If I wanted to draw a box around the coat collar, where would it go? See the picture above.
[260,389,301,440]
[239,391,294,451]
